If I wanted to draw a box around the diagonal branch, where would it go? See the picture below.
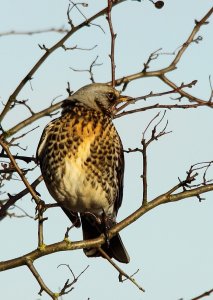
[1,181,213,272]
[98,248,145,292]
[0,0,126,123]
[0,139,40,205]
[191,288,213,300]
[113,6,213,103]
[0,175,43,220]
[2,100,63,139]
[26,259,57,299]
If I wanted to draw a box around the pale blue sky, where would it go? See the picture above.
[1,1,213,300]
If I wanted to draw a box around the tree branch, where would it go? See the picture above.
[0,175,43,220]
[0,0,127,123]
[98,248,145,292]
[26,259,57,299]
[1,181,213,272]
[113,6,213,103]
[0,139,40,205]
[191,288,213,300]
[107,0,116,87]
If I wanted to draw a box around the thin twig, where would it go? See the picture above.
[57,264,89,296]
[113,7,213,105]
[0,139,40,205]
[0,152,36,163]
[191,288,213,300]
[0,175,43,220]
[26,259,57,299]
[114,102,209,119]
[0,28,69,37]
[141,139,148,206]
[98,248,145,292]
[0,0,126,123]
[70,56,102,83]
[2,100,63,139]
[107,0,116,87]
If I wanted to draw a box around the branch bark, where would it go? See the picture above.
[1,182,212,272]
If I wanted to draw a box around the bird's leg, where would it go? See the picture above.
[83,211,102,225]
[101,210,112,248]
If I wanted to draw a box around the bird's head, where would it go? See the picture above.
[65,83,130,116]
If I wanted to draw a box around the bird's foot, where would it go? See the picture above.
[101,211,112,248]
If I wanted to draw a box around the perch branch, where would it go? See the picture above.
[1,181,213,272]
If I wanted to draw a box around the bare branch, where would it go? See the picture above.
[191,288,213,300]
[70,56,103,83]
[61,44,97,51]
[2,100,63,139]
[113,6,213,105]
[208,75,213,102]
[114,102,208,119]
[57,264,89,296]
[0,28,69,37]
[107,0,116,87]
[0,151,36,163]
[26,259,57,299]
[35,201,48,249]
[1,179,213,272]
[0,0,126,123]
[98,248,145,292]
[0,139,40,205]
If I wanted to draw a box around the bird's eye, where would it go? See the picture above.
[107,92,116,101]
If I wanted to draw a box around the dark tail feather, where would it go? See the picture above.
[81,214,130,264]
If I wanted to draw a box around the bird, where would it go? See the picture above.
[36,83,130,263]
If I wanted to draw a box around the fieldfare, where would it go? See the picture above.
[37,83,130,263]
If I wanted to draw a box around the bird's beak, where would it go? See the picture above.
[117,95,133,104]
[110,95,133,115]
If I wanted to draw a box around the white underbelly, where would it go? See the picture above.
[50,156,112,214]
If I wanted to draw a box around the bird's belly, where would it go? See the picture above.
[48,156,111,215]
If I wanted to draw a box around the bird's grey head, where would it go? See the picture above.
[65,83,129,115]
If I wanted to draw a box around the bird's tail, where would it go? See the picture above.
[80,214,130,264]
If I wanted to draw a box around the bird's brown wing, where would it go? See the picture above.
[36,118,81,228]
[114,135,125,215]
[36,118,59,162]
